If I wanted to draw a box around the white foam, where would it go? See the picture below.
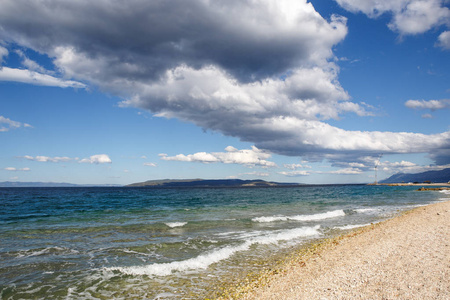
[354,208,380,214]
[215,231,240,236]
[252,210,345,223]
[439,189,450,195]
[165,222,187,228]
[110,226,320,277]
[334,223,372,230]
[16,246,78,258]
[251,225,321,245]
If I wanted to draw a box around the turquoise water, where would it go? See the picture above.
[0,185,448,299]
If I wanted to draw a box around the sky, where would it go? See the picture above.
[0,0,449,185]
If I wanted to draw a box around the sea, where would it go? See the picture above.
[1,185,449,299]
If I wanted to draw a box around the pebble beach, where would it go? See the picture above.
[236,200,449,299]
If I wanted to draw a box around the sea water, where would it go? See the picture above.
[0,185,448,299]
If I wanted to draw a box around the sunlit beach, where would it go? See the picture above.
[1,0,449,299]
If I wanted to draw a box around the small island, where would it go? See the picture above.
[126,178,302,188]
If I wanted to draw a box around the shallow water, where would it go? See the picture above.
[0,185,448,299]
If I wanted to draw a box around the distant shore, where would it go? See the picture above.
[378,182,450,186]
[223,200,449,299]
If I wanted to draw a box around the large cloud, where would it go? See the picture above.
[0,0,449,165]
[0,0,347,83]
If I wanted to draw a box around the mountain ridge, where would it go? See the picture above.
[380,168,450,184]
[126,178,301,188]
[0,181,120,187]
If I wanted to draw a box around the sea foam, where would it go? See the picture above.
[334,223,372,230]
[252,209,345,223]
[165,222,188,228]
[16,246,79,258]
[109,226,320,277]
[439,189,450,195]
[354,208,381,214]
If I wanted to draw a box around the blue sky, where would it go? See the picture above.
[1,0,449,185]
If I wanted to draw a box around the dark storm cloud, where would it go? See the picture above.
[0,0,341,82]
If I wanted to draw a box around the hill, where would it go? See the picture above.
[126,179,301,188]
[380,168,450,184]
[0,182,121,187]
[0,181,80,187]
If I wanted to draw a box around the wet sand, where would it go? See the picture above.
[229,200,449,299]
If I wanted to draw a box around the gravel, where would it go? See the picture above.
[242,201,450,300]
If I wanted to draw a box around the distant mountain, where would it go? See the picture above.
[0,182,121,187]
[380,168,450,184]
[0,181,80,187]
[126,178,301,188]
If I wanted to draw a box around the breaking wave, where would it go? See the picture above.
[109,225,320,277]
[165,222,188,228]
[252,209,345,223]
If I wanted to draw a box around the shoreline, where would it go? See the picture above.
[218,200,449,299]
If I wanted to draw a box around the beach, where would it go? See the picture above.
[235,200,449,299]
[1,186,448,299]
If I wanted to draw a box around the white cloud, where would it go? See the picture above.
[421,113,433,119]
[23,155,73,163]
[405,99,450,110]
[119,64,450,164]
[335,0,450,35]
[389,0,450,35]
[378,160,442,174]
[121,64,363,123]
[22,154,111,164]
[0,115,32,132]
[15,49,48,73]
[0,67,86,88]
[0,46,8,63]
[4,167,30,171]
[160,146,277,167]
[254,118,449,155]
[349,162,366,168]
[278,170,311,177]
[319,168,364,175]
[284,163,312,170]
[241,171,270,177]
[143,162,157,167]
[437,31,450,50]
[79,154,112,164]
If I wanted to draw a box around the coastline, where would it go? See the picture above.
[219,200,449,299]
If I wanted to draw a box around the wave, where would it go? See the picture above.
[16,246,79,258]
[354,208,381,214]
[252,209,345,223]
[109,225,320,277]
[165,222,187,228]
[334,223,372,230]
[439,189,450,195]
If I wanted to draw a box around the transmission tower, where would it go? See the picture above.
[374,154,383,185]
